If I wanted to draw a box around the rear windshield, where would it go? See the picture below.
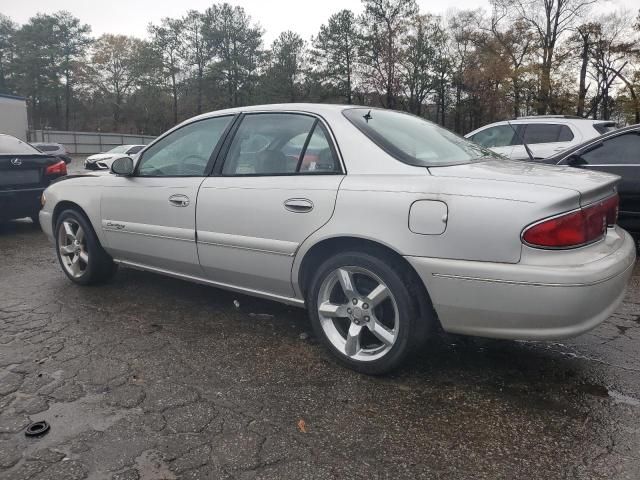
[107,145,130,154]
[593,122,617,135]
[0,135,41,155]
[343,108,494,166]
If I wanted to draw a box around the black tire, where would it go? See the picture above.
[55,209,117,285]
[30,213,41,229]
[307,250,432,375]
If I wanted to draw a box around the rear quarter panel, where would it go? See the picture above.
[292,174,581,295]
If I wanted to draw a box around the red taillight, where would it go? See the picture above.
[45,160,67,176]
[522,195,618,249]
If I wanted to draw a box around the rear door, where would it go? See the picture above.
[513,123,576,159]
[563,131,640,230]
[196,112,344,298]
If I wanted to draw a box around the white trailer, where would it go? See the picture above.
[0,93,28,140]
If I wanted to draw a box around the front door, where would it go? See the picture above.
[197,112,344,298]
[100,115,235,275]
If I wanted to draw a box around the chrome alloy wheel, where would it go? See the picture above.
[317,266,399,362]
[57,219,89,278]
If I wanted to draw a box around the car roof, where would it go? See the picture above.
[544,123,640,162]
[189,103,353,121]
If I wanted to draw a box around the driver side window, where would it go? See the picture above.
[137,116,233,177]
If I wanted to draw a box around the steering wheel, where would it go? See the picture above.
[181,154,208,175]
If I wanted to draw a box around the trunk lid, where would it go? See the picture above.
[0,154,59,190]
[429,159,619,206]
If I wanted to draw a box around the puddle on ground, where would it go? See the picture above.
[22,394,133,457]
[578,382,640,407]
[135,450,176,480]
[608,389,640,407]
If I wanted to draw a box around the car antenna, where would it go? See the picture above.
[507,121,535,162]
[363,110,372,123]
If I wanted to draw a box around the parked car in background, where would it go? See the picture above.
[0,134,67,226]
[465,116,617,160]
[84,144,145,170]
[539,124,640,236]
[39,105,635,374]
[31,142,72,164]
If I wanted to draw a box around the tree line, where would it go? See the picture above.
[0,0,639,136]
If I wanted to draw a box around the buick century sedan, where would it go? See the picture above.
[39,104,636,374]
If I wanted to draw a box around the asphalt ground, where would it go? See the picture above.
[0,157,638,479]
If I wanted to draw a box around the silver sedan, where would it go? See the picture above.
[39,104,636,374]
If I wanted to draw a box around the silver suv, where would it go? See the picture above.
[465,116,616,160]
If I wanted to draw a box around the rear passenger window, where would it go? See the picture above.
[579,133,640,165]
[520,124,574,144]
[222,113,341,176]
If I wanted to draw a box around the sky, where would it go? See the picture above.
[2,0,637,44]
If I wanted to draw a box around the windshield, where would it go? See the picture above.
[0,135,42,155]
[107,145,130,154]
[343,108,495,166]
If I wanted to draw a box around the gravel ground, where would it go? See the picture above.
[0,166,639,479]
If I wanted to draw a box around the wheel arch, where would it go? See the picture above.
[52,200,89,227]
[295,235,439,329]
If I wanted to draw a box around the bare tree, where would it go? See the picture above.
[497,0,596,114]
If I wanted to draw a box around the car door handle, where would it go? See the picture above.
[168,194,190,207]
[284,198,313,213]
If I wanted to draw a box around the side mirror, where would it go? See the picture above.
[110,156,134,176]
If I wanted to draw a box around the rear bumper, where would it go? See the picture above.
[406,229,636,340]
[0,188,43,221]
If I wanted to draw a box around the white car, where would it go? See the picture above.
[84,145,146,170]
[465,116,616,160]
[39,104,635,374]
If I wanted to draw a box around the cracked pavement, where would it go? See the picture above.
[0,218,639,479]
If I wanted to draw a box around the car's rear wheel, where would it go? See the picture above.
[308,250,429,374]
[55,209,116,285]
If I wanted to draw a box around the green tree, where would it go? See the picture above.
[359,0,417,108]
[265,31,306,102]
[205,3,263,107]
[181,10,211,114]
[0,14,17,93]
[13,14,62,129]
[312,9,360,104]
[51,11,91,130]
[400,14,438,115]
[149,18,183,125]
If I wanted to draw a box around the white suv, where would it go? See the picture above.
[465,116,616,160]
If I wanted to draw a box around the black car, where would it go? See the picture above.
[541,124,640,235]
[0,134,67,226]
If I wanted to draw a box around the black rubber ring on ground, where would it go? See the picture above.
[25,421,50,437]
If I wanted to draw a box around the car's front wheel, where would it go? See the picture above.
[308,250,429,374]
[55,209,116,285]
